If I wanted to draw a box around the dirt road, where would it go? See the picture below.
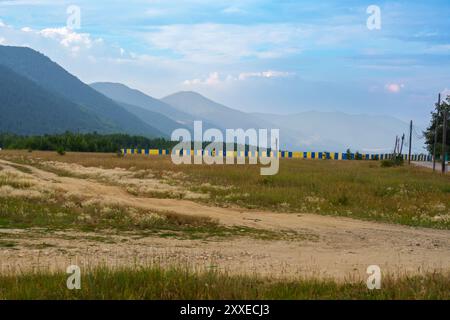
[0,159,449,280]
[412,161,448,172]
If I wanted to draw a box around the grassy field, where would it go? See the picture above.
[0,194,309,241]
[1,150,448,229]
[0,150,449,300]
[0,266,448,299]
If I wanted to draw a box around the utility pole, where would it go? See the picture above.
[442,105,448,174]
[408,120,412,164]
[433,94,441,171]
[399,134,405,155]
[393,135,398,159]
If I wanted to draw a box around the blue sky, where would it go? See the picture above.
[0,0,449,126]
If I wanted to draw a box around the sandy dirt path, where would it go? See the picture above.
[412,161,449,173]
[0,159,449,280]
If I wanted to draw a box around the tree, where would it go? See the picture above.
[424,94,450,158]
[346,148,352,160]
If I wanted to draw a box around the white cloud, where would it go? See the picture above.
[0,0,56,5]
[385,83,404,93]
[144,23,306,63]
[38,27,97,51]
[0,23,108,57]
[222,6,245,14]
[238,70,293,80]
[183,72,223,86]
[424,44,450,54]
[183,70,293,86]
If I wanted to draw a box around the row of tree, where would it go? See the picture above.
[0,132,253,153]
[0,132,178,153]
[424,94,450,158]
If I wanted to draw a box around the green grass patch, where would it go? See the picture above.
[0,197,307,241]
[185,160,450,229]
[7,163,33,174]
[0,240,17,248]
[0,267,448,300]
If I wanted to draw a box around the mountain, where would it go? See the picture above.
[0,64,110,135]
[162,91,273,130]
[90,82,219,133]
[0,45,418,152]
[0,45,163,137]
[251,111,413,152]
[90,82,194,126]
[162,91,419,152]
[117,101,186,136]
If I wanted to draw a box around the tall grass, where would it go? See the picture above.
[2,151,447,229]
[0,196,306,241]
[0,266,448,300]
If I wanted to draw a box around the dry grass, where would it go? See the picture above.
[0,170,34,189]
[1,150,448,229]
[0,266,448,299]
[0,189,307,241]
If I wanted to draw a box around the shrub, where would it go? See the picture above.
[346,148,352,160]
[381,160,395,167]
[381,156,404,167]
[56,147,66,156]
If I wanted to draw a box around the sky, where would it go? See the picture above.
[0,0,449,127]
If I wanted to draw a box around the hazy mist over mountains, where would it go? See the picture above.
[93,82,417,152]
[0,45,423,153]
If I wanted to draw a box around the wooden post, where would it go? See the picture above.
[433,94,441,171]
[442,106,448,173]
[399,134,405,155]
[393,135,398,159]
[408,120,412,164]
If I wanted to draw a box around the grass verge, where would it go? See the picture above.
[0,266,448,299]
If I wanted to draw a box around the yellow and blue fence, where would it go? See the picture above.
[121,149,431,161]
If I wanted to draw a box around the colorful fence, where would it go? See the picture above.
[121,149,432,161]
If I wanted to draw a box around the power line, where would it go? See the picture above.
[412,126,425,140]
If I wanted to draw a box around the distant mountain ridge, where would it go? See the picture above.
[162,91,274,131]
[0,45,164,137]
[92,82,419,152]
[0,64,109,135]
[90,82,194,125]
[161,91,417,152]
[90,83,219,130]
[0,45,421,152]
[251,111,414,152]
[117,101,186,136]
